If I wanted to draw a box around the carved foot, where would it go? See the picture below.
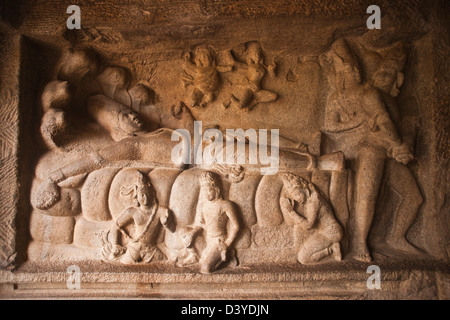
[176,251,199,267]
[330,242,342,261]
[350,252,372,263]
[349,243,372,262]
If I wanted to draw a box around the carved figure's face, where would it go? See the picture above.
[203,186,218,201]
[137,186,152,207]
[119,109,143,133]
[372,61,404,97]
[339,63,361,88]
[195,50,212,68]
[291,187,307,204]
[246,45,262,64]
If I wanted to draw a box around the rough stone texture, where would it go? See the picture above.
[0,0,449,299]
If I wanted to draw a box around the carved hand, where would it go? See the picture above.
[218,242,228,261]
[267,62,277,75]
[280,197,294,212]
[160,210,169,226]
[111,244,125,256]
[182,233,194,248]
[33,179,61,210]
[392,143,414,165]
[298,218,311,230]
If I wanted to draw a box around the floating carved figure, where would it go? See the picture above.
[280,173,343,264]
[182,46,232,108]
[320,38,413,262]
[101,171,175,263]
[182,171,239,273]
[224,41,277,111]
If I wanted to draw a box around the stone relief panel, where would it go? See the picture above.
[20,30,442,275]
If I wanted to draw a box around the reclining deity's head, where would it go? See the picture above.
[87,95,144,141]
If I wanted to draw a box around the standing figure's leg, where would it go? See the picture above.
[350,146,386,262]
[384,161,423,254]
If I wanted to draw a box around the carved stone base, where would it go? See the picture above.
[1,261,448,299]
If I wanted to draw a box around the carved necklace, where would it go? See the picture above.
[133,204,158,243]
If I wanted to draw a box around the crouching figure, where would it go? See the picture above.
[280,173,343,265]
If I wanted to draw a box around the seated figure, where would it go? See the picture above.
[181,171,240,273]
[101,171,175,264]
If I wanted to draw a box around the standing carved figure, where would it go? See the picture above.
[102,171,175,263]
[320,38,413,262]
[367,46,423,255]
[183,171,239,273]
[280,174,343,264]
[225,41,277,111]
[182,46,232,108]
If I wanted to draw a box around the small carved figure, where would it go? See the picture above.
[225,41,277,111]
[320,38,413,262]
[183,171,239,273]
[101,171,175,263]
[280,174,343,264]
[182,46,232,108]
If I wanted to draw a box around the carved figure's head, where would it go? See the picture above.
[326,38,362,88]
[120,171,156,207]
[194,46,214,68]
[118,108,144,133]
[372,60,404,97]
[88,95,144,141]
[281,173,312,204]
[367,42,407,97]
[200,171,222,201]
[245,41,263,65]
